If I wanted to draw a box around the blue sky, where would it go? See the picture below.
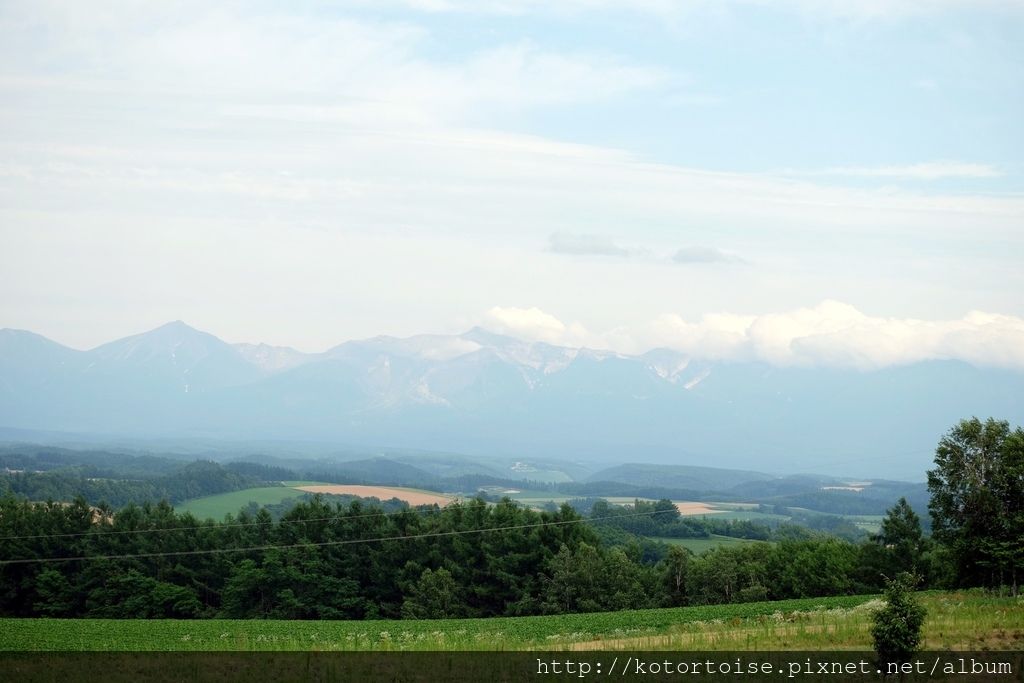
[374,2,1023,179]
[0,0,1022,368]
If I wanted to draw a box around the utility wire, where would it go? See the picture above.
[0,508,673,566]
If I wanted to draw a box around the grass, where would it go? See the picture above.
[650,534,768,553]
[1,592,1019,652]
[175,487,306,520]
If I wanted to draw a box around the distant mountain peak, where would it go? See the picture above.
[145,320,209,337]
[90,321,229,365]
[458,326,520,346]
[0,327,64,344]
[1,322,1022,479]
[0,328,81,368]
[233,342,310,373]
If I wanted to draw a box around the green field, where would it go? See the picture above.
[650,534,768,553]
[1,592,1019,651]
[177,483,459,520]
[845,514,885,534]
[703,509,792,522]
[175,487,307,520]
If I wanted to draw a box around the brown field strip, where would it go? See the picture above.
[292,485,453,506]
[674,501,725,515]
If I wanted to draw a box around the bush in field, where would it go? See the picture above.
[871,573,926,670]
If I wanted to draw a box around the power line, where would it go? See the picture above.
[0,508,672,566]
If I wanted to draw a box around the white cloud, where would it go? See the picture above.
[548,233,634,257]
[480,301,1024,370]
[821,161,1002,180]
[483,306,590,346]
[778,0,1024,22]
[1,1,1022,352]
[672,246,745,264]
[372,0,1024,21]
[0,3,665,126]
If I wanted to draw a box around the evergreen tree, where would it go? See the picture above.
[873,497,926,579]
[871,573,927,673]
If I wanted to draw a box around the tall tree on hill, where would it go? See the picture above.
[927,417,1024,592]
[872,497,926,580]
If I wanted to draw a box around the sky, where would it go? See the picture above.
[1,0,1022,369]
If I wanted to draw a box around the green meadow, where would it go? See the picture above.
[1,592,1019,652]
[174,487,306,520]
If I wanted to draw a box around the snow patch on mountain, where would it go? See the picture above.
[234,342,310,373]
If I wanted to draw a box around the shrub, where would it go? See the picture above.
[871,573,926,671]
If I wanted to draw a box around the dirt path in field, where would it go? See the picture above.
[292,485,452,506]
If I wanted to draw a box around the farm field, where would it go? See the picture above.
[1,592,1019,652]
[504,492,736,515]
[672,501,725,515]
[650,534,768,553]
[704,509,792,523]
[177,483,454,520]
[845,514,886,534]
[503,490,571,508]
[175,487,306,520]
[291,485,453,506]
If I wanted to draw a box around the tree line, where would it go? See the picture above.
[0,461,266,508]
[0,416,1020,619]
[0,494,899,619]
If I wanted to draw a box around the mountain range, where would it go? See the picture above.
[2,321,1022,479]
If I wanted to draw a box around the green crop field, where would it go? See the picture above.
[650,534,768,553]
[1,592,1019,652]
[703,509,792,522]
[175,487,307,520]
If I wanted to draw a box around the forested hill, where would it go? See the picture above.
[0,444,929,516]
[0,447,272,508]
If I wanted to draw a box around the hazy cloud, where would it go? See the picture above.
[822,161,1002,180]
[0,3,666,126]
[548,233,633,257]
[373,0,1024,21]
[671,246,745,265]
